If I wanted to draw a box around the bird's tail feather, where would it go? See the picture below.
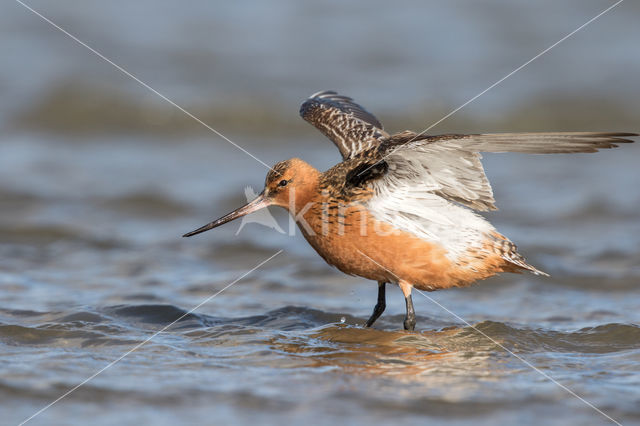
[489,232,549,277]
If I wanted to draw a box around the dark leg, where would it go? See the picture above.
[399,281,416,331]
[403,294,416,331]
[365,281,386,327]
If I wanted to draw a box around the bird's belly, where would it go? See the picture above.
[298,205,507,290]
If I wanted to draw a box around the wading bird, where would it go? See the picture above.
[184,91,635,331]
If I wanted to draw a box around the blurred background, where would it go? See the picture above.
[1,1,639,425]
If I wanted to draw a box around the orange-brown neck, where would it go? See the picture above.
[289,167,321,215]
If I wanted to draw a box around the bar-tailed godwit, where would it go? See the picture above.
[184,90,636,331]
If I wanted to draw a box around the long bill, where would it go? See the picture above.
[182,192,270,237]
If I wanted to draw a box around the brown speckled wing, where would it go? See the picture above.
[300,91,388,160]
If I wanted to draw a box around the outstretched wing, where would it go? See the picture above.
[376,131,636,211]
[300,90,388,160]
[383,132,636,154]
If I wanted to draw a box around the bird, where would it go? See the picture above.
[183,90,636,331]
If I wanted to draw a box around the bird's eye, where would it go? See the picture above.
[278,179,288,187]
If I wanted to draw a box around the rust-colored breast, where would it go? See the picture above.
[297,194,510,290]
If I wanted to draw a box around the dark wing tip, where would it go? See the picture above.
[572,132,637,151]
[587,132,637,145]
[299,90,384,130]
[309,90,338,98]
[607,132,638,146]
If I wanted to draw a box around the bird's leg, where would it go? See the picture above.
[399,280,416,331]
[365,281,386,327]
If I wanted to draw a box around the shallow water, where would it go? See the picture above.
[2,1,640,425]
[1,134,639,425]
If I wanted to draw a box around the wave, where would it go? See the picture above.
[1,305,638,356]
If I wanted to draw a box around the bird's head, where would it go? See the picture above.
[183,158,319,237]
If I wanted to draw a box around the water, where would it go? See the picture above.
[2,1,640,425]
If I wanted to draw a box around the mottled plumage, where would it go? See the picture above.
[300,90,388,159]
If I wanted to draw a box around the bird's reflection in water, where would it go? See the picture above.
[270,323,499,381]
